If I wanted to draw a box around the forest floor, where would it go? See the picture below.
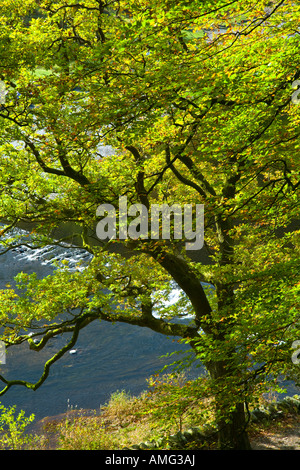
[250,414,300,450]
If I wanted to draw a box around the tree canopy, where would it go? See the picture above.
[0,0,299,449]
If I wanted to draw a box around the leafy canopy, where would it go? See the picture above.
[0,0,299,446]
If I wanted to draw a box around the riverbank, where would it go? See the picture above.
[24,390,300,451]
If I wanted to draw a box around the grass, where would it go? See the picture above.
[43,388,177,450]
[35,373,216,450]
[1,374,298,450]
[56,390,155,450]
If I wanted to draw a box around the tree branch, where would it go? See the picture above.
[0,312,98,396]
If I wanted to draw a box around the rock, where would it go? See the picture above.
[260,406,272,418]
[277,399,294,413]
[267,403,282,419]
[144,440,157,448]
[175,431,188,445]
[190,426,206,438]
[250,395,300,424]
[283,396,300,412]
[202,424,215,436]
[182,429,196,441]
[166,433,186,449]
[138,442,149,449]
[155,437,164,448]
[250,409,268,422]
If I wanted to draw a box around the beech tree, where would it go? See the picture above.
[0,0,299,449]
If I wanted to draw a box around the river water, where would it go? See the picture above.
[0,240,200,422]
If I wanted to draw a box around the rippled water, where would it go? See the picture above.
[0,241,198,421]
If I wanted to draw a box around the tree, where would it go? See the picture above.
[0,0,299,449]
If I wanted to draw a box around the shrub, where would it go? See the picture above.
[0,403,35,450]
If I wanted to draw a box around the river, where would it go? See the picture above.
[0,240,200,422]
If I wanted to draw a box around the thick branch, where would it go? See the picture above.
[55,137,90,185]
[24,136,90,186]
[125,145,150,209]
[165,144,207,198]
[143,247,213,333]
[95,307,199,340]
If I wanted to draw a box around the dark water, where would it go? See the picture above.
[0,244,198,421]
[1,319,193,421]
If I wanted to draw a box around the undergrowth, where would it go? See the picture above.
[0,372,297,450]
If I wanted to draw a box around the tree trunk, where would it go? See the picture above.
[216,401,251,450]
[207,359,252,450]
